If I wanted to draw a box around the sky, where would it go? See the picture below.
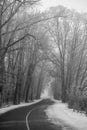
[40,0,87,13]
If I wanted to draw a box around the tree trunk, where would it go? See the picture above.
[61,58,67,103]
[0,8,5,107]
[25,76,31,102]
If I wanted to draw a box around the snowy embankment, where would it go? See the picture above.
[0,99,42,114]
[46,100,87,130]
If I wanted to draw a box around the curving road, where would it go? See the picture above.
[27,105,62,130]
[0,99,60,130]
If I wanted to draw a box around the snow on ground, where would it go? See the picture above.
[46,101,87,130]
[0,99,42,114]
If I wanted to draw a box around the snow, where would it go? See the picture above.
[46,101,87,130]
[1,98,87,130]
[0,99,42,114]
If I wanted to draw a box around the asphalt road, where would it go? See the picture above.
[27,105,62,130]
[0,99,61,130]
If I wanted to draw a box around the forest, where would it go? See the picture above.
[0,0,87,114]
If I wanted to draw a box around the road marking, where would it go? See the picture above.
[26,106,40,130]
[26,107,41,130]
[26,109,32,130]
[26,100,42,130]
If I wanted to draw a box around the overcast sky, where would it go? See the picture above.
[40,0,87,13]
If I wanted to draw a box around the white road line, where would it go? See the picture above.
[26,109,33,130]
[26,100,42,130]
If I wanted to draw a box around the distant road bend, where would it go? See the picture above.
[0,99,60,130]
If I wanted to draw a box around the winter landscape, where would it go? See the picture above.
[0,0,87,130]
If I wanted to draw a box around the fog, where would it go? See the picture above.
[41,0,87,13]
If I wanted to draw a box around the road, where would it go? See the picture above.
[0,99,61,130]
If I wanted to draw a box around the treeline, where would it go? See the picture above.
[0,0,87,114]
[0,0,45,106]
[42,6,87,113]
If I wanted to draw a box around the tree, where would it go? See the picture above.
[0,0,40,106]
